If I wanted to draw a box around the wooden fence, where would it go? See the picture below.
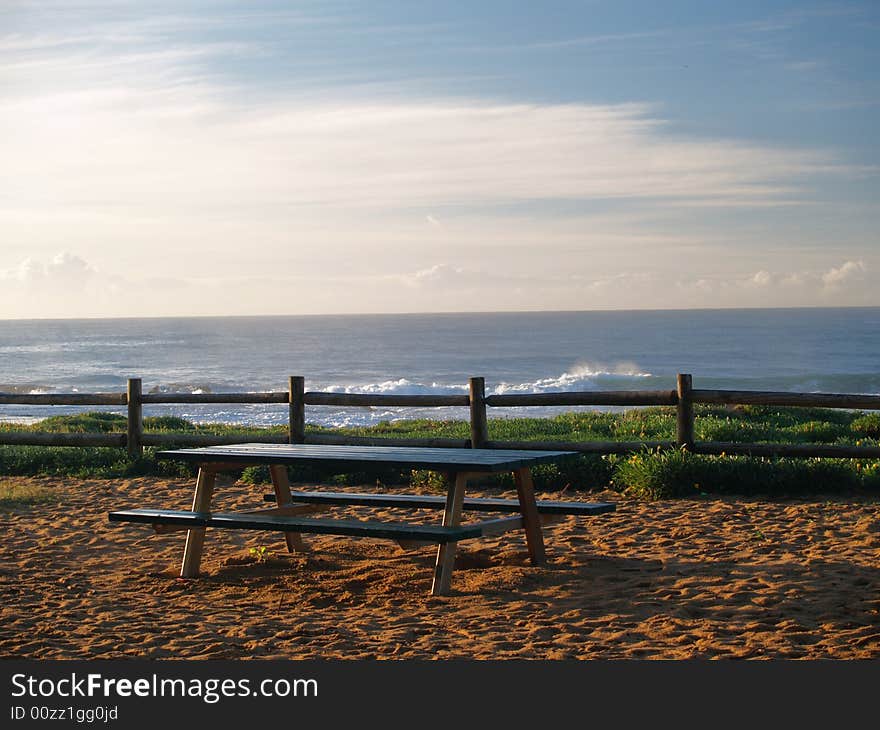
[1,374,879,460]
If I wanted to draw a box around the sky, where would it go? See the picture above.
[1,0,878,318]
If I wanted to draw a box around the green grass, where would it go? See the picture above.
[1,406,878,498]
[0,481,59,510]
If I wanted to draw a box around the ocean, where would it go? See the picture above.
[0,308,878,427]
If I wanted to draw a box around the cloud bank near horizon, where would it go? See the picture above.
[0,251,872,318]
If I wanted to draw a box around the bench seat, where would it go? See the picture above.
[108,508,520,542]
[263,490,616,516]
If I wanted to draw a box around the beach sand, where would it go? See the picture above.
[1,475,878,659]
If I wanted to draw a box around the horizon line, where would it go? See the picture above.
[0,303,877,323]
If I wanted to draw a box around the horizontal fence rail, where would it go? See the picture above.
[486,440,676,454]
[140,392,289,404]
[693,442,880,459]
[303,393,470,407]
[485,391,677,407]
[692,389,880,410]
[140,433,289,447]
[0,432,128,447]
[0,393,127,406]
[0,374,878,461]
[304,434,471,449]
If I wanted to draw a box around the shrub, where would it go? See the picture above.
[28,412,127,433]
[410,470,448,492]
[0,445,150,478]
[239,465,271,484]
[612,448,862,500]
[859,461,880,489]
[143,416,196,431]
[852,414,880,439]
[613,448,702,500]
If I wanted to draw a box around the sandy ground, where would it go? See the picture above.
[1,475,878,659]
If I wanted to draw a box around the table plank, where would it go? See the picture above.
[157,443,578,472]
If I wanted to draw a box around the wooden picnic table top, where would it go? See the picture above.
[157,443,578,472]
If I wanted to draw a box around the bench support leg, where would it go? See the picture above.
[269,465,307,553]
[514,467,546,565]
[180,468,216,578]
[431,472,468,596]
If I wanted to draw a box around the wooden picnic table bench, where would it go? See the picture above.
[109,443,616,595]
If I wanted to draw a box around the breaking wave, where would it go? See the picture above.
[322,364,653,398]
[325,379,468,396]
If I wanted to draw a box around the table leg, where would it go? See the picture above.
[180,467,216,578]
[431,472,468,596]
[269,465,307,553]
[514,467,546,565]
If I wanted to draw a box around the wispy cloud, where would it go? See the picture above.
[742,260,868,290]
[1,70,857,219]
[510,30,669,51]
[1,7,866,218]
[1,4,877,317]
[784,60,826,72]
[821,260,867,287]
[1,252,96,286]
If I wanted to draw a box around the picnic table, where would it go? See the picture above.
[109,443,616,595]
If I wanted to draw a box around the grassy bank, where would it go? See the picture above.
[1,406,878,499]
[0,481,58,510]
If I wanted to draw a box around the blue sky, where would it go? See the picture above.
[1,0,878,317]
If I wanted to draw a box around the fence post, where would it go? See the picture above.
[127,377,143,459]
[469,376,488,449]
[289,376,305,444]
[676,373,694,450]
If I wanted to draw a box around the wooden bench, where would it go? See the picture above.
[263,490,616,516]
[111,492,614,547]
[109,508,520,542]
